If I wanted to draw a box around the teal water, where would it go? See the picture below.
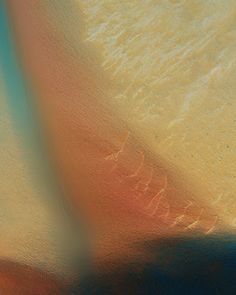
[0,1,36,139]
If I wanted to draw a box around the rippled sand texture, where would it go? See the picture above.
[80,0,236,227]
[5,0,236,271]
[0,6,80,276]
[0,76,59,272]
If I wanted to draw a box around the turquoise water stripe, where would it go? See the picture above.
[0,0,91,274]
[0,1,37,140]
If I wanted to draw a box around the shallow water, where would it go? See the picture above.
[1,1,236,291]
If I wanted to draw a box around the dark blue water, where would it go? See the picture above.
[71,235,236,294]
